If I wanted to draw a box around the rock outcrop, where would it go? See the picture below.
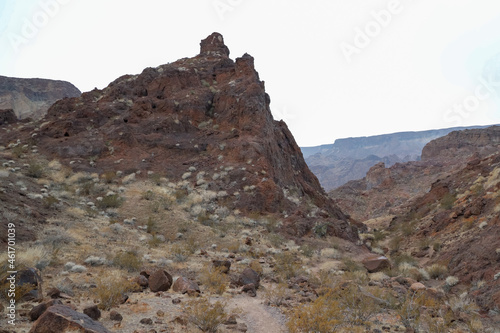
[304,125,494,191]
[25,32,357,241]
[0,76,81,120]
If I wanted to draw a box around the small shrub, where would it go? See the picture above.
[264,283,289,306]
[43,195,59,209]
[440,193,457,209]
[287,291,341,333]
[432,241,442,252]
[274,252,303,281]
[174,189,188,202]
[313,222,329,238]
[101,171,117,184]
[389,235,403,252]
[426,263,448,280]
[148,236,163,248]
[342,258,364,273]
[183,297,227,333]
[171,243,189,262]
[445,276,459,288]
[142,190,155,201]
[199,266,228,295]
[146,216,158,234]
[112,251,141,272]
[96,194,123,209]
[299,243,316,258]
[27,163,44,178]
[392,253,417,268]
[95,272,140,310]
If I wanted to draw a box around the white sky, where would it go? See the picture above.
[1,0,500,147]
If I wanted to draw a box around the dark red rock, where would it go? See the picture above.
[29,304,110,333]
[83,305,101,320]
[27,33,357,243]
[172,277,200,294]
[29,299,63,321]
[362,255,390,273]
[135,275,149,289]
[238,268,260,288]
[148,269,172,292]
[109,310,123,321]
[46,287,61,299]
[242,283,257,297]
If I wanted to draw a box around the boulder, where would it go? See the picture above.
[148,269,173,292]
[83,305,101,320]
[362,255,390,273]
[238,268,260,288]
[16,268,43,301]
[172,277,200,294]
[29,304,111,333]
[109,310,123,321]
[29,299,63,321]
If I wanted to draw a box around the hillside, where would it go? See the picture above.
[331,126,500,316]
[304,126,494,191]
[0,75,81,120]
[0,34,497,333]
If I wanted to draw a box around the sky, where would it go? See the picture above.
[1,0,500,147]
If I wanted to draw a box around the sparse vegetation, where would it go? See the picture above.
[94,272,140,310]
[199,266,229,295]
[96,194,123,209]
[112,250,141,272]
[183,297,227,333]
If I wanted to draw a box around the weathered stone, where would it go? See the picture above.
[242,283,257,297]
[410,282,426,292]
[83,305,101,320]
[29,304,110,333]
[29,299,63,321]
[135,275,149,289]
[46,287,61,299]
[109,310,123,321]
[238,268,260,288]
[148,269,172,292]
[362,255,390,273]
[172,277,200,294]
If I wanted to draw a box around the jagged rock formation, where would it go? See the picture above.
[0,76,81,120]
[303,126,493,191]
[10,33,357,241]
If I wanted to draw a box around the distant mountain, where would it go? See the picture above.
[302,125,496,190]
[0,75,81,120]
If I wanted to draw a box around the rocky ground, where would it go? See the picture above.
[0,124,497,333]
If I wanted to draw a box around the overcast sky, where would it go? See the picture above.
[1,0,500,147]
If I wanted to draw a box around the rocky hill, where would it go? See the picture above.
[331,126,500,314]
[0,75,81,120]
[304,126,493,191]
[1,32,357,242]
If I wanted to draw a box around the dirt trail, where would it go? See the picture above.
[227,295,288,333]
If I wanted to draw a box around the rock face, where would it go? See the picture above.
[331,126,500,221]
[28,32,357,241]
[29,304,111,333]
[303,125,493,191]
[0,76,81,120]
[332,126,500,311]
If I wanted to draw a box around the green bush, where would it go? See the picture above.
[96,194,123,209]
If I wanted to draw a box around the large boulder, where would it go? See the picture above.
[148,269,173,292]
[29,299,63,321]
[238,268,260,288]
[29,304,110,333]
[172,277,200,294]
[362,255,390,273]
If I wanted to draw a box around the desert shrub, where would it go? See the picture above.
[440,193,457,209]
[96,194,123,209]
[426,263,448,280]
[142,190,155,201]
[372,230,386,243]
[333,283,377,326]
[199,266,228,295]
[268,233,285,248]
[264,283,289,306]
[263,216,280,233]
[299,243,316,258]
[313,222,329,238]
[183,297,227,333]
[398,291,438,329]
[146,216,158,234]
[249,260,263,276]
[287,291,342,333]
[174,189,188,202]
[148,236,163,248]
[26,163,44,178]
[342,258,364,273]
[432,241,442,252]
[400,220,417,236]
[43,195,59,209]
[112,251,141,272]
[95,272,140,310]
[171,244,189,262]
[389,235,403,252]
[444,276,459,291]
[392,253,417,268]
[274,252,303,281]
[101,171,117,184]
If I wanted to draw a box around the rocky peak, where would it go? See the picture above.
[16,33,358,241]
[199,32,230,57]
